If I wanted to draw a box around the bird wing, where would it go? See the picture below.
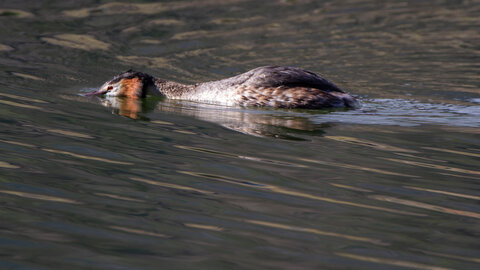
[240,66,344,93]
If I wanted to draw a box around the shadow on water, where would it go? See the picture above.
[89,95,333,140]
[87,94,480,139]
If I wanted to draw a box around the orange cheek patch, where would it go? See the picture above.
[121,78,143,98]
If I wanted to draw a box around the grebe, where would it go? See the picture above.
[88,66,358,109]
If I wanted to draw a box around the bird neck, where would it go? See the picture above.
[152,78,195,99]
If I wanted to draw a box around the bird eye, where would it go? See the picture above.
[107,86,113,91]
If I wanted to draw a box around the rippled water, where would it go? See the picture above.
[1,1,479,269]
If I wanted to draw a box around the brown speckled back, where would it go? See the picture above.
[192,66,357,108]
[234,85,355,108]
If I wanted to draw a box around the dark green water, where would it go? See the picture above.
[1,1,480,269]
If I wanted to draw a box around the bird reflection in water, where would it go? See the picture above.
[95,96,332,139]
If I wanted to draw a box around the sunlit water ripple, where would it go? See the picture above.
[310,99,480,127]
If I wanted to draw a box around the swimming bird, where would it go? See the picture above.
[88,66,358,109]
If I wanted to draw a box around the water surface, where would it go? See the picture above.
[1,1,479,269]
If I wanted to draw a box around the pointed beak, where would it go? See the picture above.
[83,88,106,97]
[84,90,101,96]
